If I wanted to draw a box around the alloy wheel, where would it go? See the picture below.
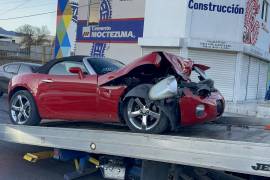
[11,95,31,125]
[127,98,161,131]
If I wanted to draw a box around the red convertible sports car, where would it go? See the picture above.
[8,52,224,133]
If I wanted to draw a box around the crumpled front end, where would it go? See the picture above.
[179,88,225,126]
[148,74,225,129]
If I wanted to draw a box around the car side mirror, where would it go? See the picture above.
[69,67,85,79]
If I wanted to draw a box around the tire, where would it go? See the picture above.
[9,90,41,126]
[0,91,3,98]
[123,97,169,134]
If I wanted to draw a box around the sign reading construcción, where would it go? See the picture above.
[77,18,144,43]
[188,0,244,14]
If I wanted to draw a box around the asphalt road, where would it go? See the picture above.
[0,95,103,180]
[0,94,9,124]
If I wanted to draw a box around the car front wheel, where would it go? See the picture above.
[9,90,41,125]
[123,97,169,134]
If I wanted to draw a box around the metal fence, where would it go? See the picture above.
[0,41,53,65]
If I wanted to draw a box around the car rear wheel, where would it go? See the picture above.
[9,90,41,125]
[123,97,169,134]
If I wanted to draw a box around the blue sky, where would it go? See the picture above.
[0,0,58,35]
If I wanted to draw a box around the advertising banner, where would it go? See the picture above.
[77,18,144,43]
[75,0,145,57]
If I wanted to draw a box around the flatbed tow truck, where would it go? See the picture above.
[0,120,270,180]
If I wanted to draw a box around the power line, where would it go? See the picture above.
[0,0,32,16]
[0,0,26,4]
[0,1,22,5]
[0,3,99,21]
[0,0,27,2]
[8,2,56,11]
[0,0,57,12]
[0,11,56,20]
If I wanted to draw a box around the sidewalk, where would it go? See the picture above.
[225,101,270,119]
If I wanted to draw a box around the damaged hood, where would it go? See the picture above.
[98,52,209,86]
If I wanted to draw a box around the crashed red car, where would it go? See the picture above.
[8,52,225,133]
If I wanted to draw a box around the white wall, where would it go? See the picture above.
[187,0,270,56]
[140,0,188,46]
[253,0,270,53]
[141,0,270,54]
[78,0,89,21]
[0,35,23,44]
[188,0,245,42]
[234,53,249,101]
[76,0,270,64]
[76,42,142,63]
[112,0,145,19]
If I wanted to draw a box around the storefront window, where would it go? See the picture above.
[89,0,100,25]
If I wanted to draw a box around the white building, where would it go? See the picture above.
[56,0,270,102]
[0,27,23,44]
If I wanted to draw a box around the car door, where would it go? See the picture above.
[0,64,20,93]
[36,61,98,121]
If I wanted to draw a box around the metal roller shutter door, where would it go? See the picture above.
[188,50,236,101]
[238,55,250,101]
[257,61,269,100]
[246,58,260,100]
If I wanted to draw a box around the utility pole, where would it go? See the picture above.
[42,46,46,64]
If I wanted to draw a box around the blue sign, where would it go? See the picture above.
[77,18,144,43]
[188,0,244,14]
[70,1,78,23]
[90,0,112,57]
[90,43,107,57]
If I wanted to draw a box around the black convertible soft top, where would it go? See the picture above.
[37,56,87,74]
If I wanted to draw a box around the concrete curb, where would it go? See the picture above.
[225,101,270,119]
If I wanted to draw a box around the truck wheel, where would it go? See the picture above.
[123,97,169,134]
[9,90,41,126]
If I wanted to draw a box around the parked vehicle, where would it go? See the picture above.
[8,52,225,133]
[0,62,41,98]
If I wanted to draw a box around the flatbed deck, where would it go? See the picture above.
[0,122,269,177]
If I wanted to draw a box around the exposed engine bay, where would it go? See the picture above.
[103,52,217,101]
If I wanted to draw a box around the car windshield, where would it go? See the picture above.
[190,66,209,83]
[31,64,42,72]
[88,58,125,75]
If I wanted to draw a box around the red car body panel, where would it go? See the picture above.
[193,64,210,71]
[98,52,197,85]
[163,52,194,80]
[9,73,127,123]
[8,52,225,129]
[8,74,40,98]
[180,89,224,126]
[36,74,98,120]
[97,86,127,121]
